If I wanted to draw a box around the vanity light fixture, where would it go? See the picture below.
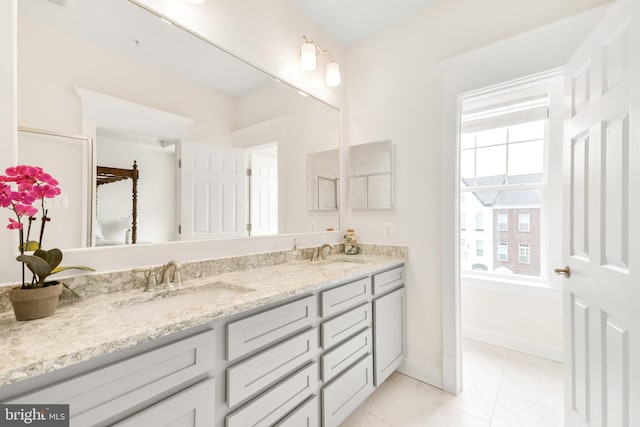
[300,36,341,87]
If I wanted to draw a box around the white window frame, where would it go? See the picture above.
[519,243,531,264]
[497,213,508,231]
[476,240,484,257]
[459,79,553,286]
[519,213,530,232]
[497,242,508,262]
[475,213,484,230]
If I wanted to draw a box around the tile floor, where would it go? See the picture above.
[342,339,564,427]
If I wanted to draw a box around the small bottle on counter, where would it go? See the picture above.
[344,229,358,255]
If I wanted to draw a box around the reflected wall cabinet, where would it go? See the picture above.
[349,140,393,209]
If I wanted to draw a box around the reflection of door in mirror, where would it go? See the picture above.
[17,128,93,249]
[179,141,247,240]
[248,145,278,236]
[349,141,393,210]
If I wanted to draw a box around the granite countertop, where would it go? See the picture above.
[0,253,405,387]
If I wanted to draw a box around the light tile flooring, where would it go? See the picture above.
[342,339,564,427]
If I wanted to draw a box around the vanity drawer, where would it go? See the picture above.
[8,330,215,426]
[275,395,318,427]
[321,354,374,427]
[113,378,215,427]
[226,363,318,427]
[227,328,318,407]
[227,295,316,362]
[320,277,371,318]
[321,327,372,382]
[321,303,371,350]
[372,265,404,295]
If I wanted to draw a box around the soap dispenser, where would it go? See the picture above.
[288,238,303,262]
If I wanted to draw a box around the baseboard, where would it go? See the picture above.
[463,326,563,362]
[396,358,443,389]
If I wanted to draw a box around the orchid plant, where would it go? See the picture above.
[0,165,93,290]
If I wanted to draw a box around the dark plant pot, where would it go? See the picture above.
[8,282,62,321]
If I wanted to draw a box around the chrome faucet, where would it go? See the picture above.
[161,260,182,288]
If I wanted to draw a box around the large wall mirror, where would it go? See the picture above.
[17,0,340,249]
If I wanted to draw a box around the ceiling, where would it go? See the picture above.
[290,0,445,46]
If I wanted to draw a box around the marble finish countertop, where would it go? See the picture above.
[0,254,405,387]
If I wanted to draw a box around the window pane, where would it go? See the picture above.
[509,120,545,142]
[508,140,544,178]
[476,127,507,147]
[519,213,530,231]
[475,213,484,229]
[460,133,475,150]
[519,243,531,264]
[460,149,475,181]
[476,145,506,177]
[460,189,540,277]
[497,214,508,231]
[498,242,508,261]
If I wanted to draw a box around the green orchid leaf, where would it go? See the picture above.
[34,248,63,270]
[51,266,95,274]
[16,254,53,284]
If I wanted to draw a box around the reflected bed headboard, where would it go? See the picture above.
[96,160,139,244]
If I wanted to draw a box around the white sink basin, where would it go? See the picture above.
[115,282,254,321]
[315,257,367,271]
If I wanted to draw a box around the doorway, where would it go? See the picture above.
[247,144,278,236]
[457,72,565,365]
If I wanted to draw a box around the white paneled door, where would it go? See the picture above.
[562,0,639,426]
[179,141,246,240]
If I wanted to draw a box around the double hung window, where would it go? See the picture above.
[460,85,548,278]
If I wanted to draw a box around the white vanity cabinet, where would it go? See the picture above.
[1,262,406,427]
[4,329,216,427]
[372,267,406,386]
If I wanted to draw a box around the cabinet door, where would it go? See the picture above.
[373,287,405,386]
[227,295,316,362]
[113,378,215,427]
[321,354,374,427]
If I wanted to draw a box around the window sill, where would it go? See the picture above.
[461,273,561,300]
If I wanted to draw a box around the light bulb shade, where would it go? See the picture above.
[300,42,317,71]
[326,62,341,87]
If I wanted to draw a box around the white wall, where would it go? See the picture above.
[346,0,611,387]
[18,15,234,144]
[463,283,563,361]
